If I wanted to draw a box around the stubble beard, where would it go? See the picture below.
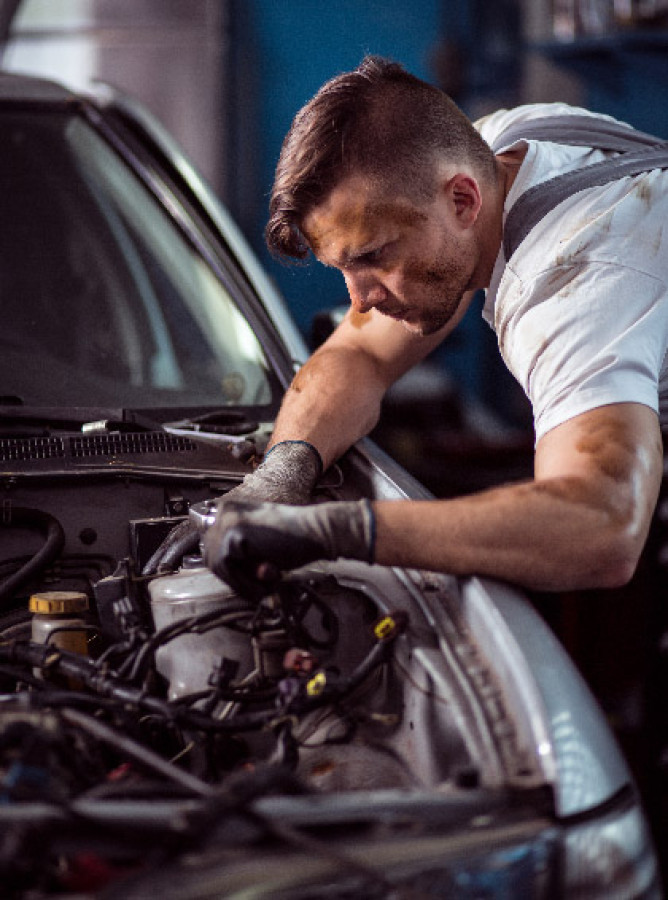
[402,253,475,336]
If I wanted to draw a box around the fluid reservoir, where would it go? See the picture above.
[29,591,89,656]
[148,557,254,701]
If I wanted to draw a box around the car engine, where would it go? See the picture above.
[0,426,489,896]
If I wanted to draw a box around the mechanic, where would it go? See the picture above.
[203,55,668,599]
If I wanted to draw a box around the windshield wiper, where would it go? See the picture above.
[167,409,259,436]
[0,406,260,439]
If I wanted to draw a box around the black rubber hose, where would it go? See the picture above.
[142,518,201,576]
[1,639,279,734]
[0,507,65,603]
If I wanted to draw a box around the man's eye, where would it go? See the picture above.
[362,247,384,264]
[343,245,389,272]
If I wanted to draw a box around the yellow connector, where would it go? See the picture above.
[306,671,327,696]
[374,616,397,641]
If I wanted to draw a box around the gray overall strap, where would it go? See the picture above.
[490,115,664,154]
[489,115,668,260]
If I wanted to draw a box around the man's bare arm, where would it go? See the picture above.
[269,305,460,466]
[372,403,663,592]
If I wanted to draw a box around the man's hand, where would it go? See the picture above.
[225,440,324,506]
[143,441,322,575]
[202,499,376,599]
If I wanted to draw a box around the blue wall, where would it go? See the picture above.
[542,37,668,139]
[235,0,443,335]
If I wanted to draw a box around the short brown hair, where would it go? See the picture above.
[265,55,497,260]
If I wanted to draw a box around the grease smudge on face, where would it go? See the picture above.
[304,176,427,267]
[304,173,479,337]
[339,200,426,233]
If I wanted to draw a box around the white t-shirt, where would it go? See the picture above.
[476,103,668,442]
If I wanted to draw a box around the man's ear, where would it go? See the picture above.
[444,173,482,228]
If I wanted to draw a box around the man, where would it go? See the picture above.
[203,56,667,598]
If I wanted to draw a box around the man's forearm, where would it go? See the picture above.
[372,473,655,593]
[204,403,662,597]
[268,344,388,468]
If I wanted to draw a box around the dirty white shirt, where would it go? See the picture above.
[476,103,668,443]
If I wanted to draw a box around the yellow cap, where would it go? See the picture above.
[29,591,89,615]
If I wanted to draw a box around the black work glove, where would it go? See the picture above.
[202,499,376,599]
[225,440,323,505]
[144,442,322,575]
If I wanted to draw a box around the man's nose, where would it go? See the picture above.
[345,271,387,313]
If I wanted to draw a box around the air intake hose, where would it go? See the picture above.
[0,507,65,603]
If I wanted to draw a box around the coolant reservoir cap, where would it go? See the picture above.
[29,591,89,615]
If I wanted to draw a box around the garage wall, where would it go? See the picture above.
[2,0,229,195]
[225,0,445,337]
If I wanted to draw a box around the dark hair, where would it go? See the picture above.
[265,55,498,260]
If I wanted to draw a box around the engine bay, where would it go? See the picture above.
[0,426,499,896]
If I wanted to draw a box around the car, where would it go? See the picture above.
[0,71,662,899]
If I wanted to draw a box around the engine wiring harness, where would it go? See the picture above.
[0,563,408,897]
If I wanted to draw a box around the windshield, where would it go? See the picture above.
[0,110,275,410]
